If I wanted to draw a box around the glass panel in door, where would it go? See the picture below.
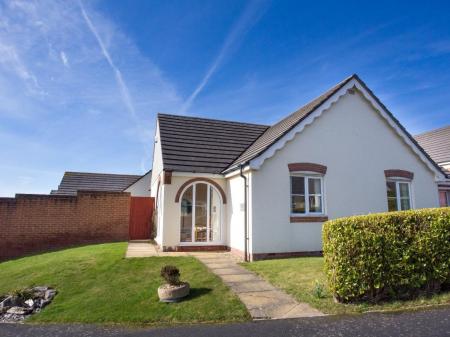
[180,186,193,242]
[194,183,207,242]
[209,186,221,242]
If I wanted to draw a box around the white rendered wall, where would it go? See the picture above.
[226,172,252,253]
[150,122,163,199]
[250,91,439,254]
[150,122,164,245]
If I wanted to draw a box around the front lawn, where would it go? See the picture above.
[0,243,249,325]
[242,257,450,315]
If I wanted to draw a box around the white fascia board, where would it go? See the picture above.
[223,165,251,179]
[171,171,225,179]
[249,78,446,181]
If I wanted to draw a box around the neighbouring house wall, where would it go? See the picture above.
[251,91,439,255]
[0,191,130,261]
[160,174,227,250]
[125,172,151,196]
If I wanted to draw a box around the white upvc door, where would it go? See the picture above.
[179,182,222,245]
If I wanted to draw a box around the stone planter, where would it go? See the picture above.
[158,282,190,302]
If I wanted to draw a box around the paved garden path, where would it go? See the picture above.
[190,252,324,320]
[125,243,324,319]
[125,241,187,258]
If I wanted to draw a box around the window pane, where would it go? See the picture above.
[399,183,410,199]
[309,195,322,213]
[291,195,305,213]
[195,183,207,242]
[400,198,411,210]
[308,178,321,194]
[209,186,221,242]
[180,186,193,242]
[386,181,397,198]
[291,176,305,195]
[387,198,397,211]
[447,192,450,207]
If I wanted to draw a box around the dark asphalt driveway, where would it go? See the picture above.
[0,306,449,337]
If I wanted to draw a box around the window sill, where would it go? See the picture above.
[290,216,328,223]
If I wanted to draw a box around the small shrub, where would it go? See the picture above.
[312,280,326,299]
[160,265,181,285]
[12,287,34,300]
[323,207,450,303]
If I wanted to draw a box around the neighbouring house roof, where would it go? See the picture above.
[414,125,450,165]
[51,172,144,196]
[157,113,269,174]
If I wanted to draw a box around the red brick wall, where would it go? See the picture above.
[0,191,130,261]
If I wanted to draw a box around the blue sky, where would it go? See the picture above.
[1,0,450,196]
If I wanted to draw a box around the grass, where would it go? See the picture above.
[242,257,450,315]
[0,243,250,325]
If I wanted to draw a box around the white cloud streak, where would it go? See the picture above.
[79,0,155,171]
[0,0,183,194]
[79,1,139,126]
[0,42,42,94]
[179,0,267,114]
[60,51,69,67]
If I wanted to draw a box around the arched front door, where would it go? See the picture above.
[180,182,222,243]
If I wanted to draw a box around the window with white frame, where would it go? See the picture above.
[386,179,411,211]
[290,175,324,215]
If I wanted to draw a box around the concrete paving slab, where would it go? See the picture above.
[203,262,237,269]
[237,291,295,308]
[227,280,277,293]
[220,273,260,283]
[212,267,253,275]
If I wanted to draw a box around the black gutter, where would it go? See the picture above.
[240,164,249,262]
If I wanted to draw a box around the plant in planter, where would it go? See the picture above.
[157,265,190,302]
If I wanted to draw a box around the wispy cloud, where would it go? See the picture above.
[60,51,69,67]
[0,0,182,195]
[0,42,43,95]
[79,1,143,141]
[179,0,268,114]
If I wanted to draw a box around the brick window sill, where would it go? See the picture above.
[290,216,328,223]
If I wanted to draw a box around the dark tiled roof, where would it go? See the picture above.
[51,172,143,196]
[227,75,355,170]
[157,75,446,177]
[158,114,269,174]
[415,125,450,165]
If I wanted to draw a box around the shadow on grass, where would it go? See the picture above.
[186,287,212,300]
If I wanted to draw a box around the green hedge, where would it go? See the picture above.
[323,208,450,303]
